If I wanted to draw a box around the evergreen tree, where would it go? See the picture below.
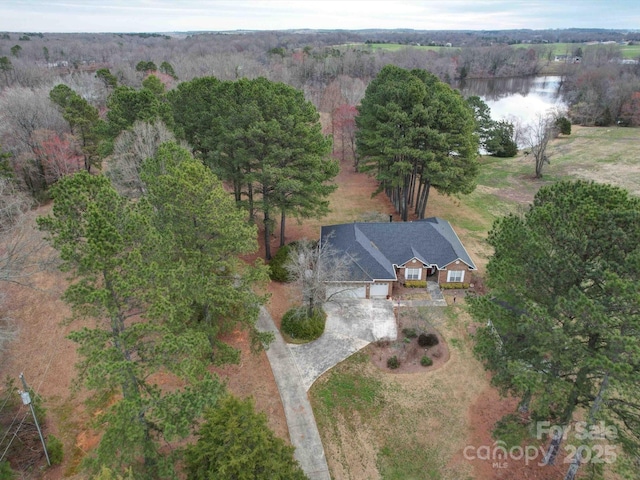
[140,142,271,359]
[485,120,518,157]
[356,65,478,220]
[103,85,173,143]
[466,95,494,151]
[37,162,267,477]
[159,61,177,79]
[49,84,101,171]
[470,180,640,477]
[168,77,335,259]
[185,395,307,480]
[96,68,118,89]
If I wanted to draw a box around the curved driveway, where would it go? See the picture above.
[257,299,397,480]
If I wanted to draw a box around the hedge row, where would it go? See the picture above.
[441,282,470,289]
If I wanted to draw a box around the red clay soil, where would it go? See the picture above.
[461,384,567,480]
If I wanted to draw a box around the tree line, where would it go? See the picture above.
[2,28,639,129]
[470,180,640,480]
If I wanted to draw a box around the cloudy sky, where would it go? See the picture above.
[1,0,639,33]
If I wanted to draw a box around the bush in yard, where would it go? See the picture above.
[281,306,326,341]
[402,327,417,338]
[185,395,307,480]
[46,435,64,465]
[387,356,399,369]
[555,116,571,135]
[268,242,298,282]
[404,280,427,288]
[420,355,433,367]
[418,333,439,348]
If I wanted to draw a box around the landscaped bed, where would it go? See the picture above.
[368,306,449,374]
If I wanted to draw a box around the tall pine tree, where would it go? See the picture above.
[470,181,640,477]
[356,65,478,220]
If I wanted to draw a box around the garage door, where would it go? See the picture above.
[327,284,367,299]
[370,283,389,298]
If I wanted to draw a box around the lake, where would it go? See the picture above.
[459,76,567,126]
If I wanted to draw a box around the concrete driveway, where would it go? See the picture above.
[288,299,397,391]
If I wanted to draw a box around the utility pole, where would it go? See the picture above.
[18,373,50,466]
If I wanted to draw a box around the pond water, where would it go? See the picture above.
[459,75,567,126]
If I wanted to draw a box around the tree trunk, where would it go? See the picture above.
[415,179,423,215]
[280,210,286,247]
[247,182,254,222]
[401,173,411,222]
[264,214,271,260]
[542,427,564,466]
[518,390,531,414]
[418,180,431,219]
[544,366,590,465]
[263,187,272,260]
[564,373,611,480]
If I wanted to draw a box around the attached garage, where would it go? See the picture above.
[327,284,367,299]
[370,282,390,298]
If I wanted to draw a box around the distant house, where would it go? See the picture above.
[320,217,477,299]
[554,55,581,63]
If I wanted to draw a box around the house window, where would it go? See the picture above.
[447,270,465,283]
[406,268,421,280]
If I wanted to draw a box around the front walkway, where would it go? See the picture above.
[395,280,447,307]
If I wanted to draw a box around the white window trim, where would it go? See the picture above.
[447,270,465,283]
[406,268,422,281]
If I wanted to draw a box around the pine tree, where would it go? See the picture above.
[185,395,308,480]
[470,181,640,476]
[356,65,478,220]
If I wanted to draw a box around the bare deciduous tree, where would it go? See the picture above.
[286,238,356,317]
[106,120,179,197]
[0,86,67,194]
[0,177,53,285]
[520,111,559,178]
[0,177,54,351]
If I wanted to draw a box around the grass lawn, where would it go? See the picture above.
[310,305,480,480]
[308,125,640,479]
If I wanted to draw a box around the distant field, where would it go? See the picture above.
[348,42,640,59]
[544,42,640,59]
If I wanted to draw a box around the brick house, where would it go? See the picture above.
[320,217,476,299]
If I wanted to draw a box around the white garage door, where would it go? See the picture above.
[327,284,367,299]
[370,283,389,298]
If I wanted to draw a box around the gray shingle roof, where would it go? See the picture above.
[320,217,476,282]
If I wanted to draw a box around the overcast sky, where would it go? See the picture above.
[1,1,639,33]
